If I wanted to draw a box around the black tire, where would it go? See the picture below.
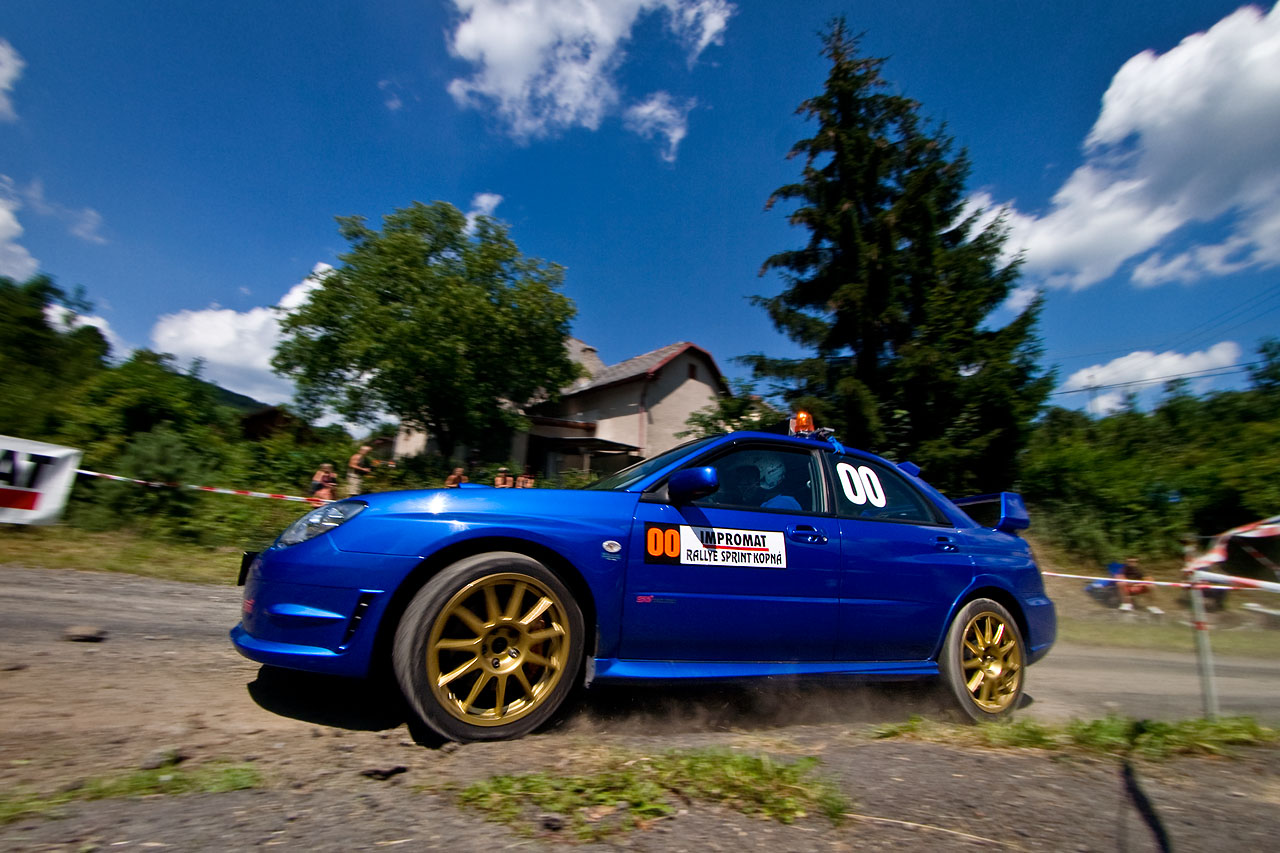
[939,597,1025,722]
[392,552,584,742]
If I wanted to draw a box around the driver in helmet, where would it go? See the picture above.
[721,454,801,510]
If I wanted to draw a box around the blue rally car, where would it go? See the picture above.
[232,418,1055,741]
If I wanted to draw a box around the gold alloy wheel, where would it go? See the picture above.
[425,572,571,727]
[959,610,1022,713]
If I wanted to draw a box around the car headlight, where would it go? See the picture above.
[278,501,366,547]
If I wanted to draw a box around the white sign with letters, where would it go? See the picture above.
[0,436,82,525]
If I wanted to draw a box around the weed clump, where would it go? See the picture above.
[0,761,262,825]
[873,714,1277,759]
[456,748,848,840]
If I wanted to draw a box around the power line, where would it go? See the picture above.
[1176,296,1280,353]
[1157,281,1280,351]
[1049,361,1263,396]
[1051,281,1280,364]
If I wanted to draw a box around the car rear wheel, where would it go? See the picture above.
[939,598,1025,722]
[393,552,584,742]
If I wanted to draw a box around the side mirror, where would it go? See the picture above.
[996,492,1030,533]
[667,467,719,504]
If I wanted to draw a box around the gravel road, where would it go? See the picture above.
[2,564,1279,852]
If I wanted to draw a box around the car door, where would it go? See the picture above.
[620,442,841,662]
[830,454,975,661]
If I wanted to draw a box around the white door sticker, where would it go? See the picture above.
[836,463,887,508]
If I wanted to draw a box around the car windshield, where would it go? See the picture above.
[583,437,719,491]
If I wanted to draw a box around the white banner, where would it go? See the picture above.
[0,436,82,525]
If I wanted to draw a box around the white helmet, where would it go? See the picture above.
[756,456,785,490]
[730,453,784,491]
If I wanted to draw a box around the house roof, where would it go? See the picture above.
[566,340,725,396]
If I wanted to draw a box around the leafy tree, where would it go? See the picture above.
[1022,361,1280,563]
[0,275,109,438]
[744,21,1052,493]
[1249,336,1280,393]
[679,379,782,438]
[55,349,230,464]
[274,201,579,459]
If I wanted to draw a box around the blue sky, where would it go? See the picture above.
[2,1,1278,416]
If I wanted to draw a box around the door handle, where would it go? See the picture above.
[935,536,959,552]
[786,524,828,545]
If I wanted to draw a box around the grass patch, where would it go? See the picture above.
[1055,614,1280,658]
[455,748,848,841]
[1066,715,1277,759]
[873,714,1278,759]
[0,525,242,585]
[0,761,263,825]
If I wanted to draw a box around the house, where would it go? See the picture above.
[520,339,726,477]
[393,339,727,477]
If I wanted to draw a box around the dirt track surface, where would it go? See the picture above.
[3,565,1280,852]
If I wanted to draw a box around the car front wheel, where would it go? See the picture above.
[939,598,1025,722]
[393,552,584,741]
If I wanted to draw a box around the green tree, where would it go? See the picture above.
[273,201,579,459]
[679,379,781,438]
[1021,364,1280,562]
[0,275,109,438]
[55,349,230,464]
[744,21,1052,493]
[1249,336,1280,393]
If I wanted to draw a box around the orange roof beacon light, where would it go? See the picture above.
[792,410,815,436]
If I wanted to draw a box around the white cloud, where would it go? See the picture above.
[0,39,24,122]
[0,176,38,279]
[1003,284,1039,313]
[445,0,731,157]
[22,179,107,245]
[1062,341,1241,414]
[624,91,693,162]
[465,191,504,231]
[998,3,1280,289]
[44,304,130,359]
[150,263,332,404]
[378,79,404,111]
[662,0,731,60]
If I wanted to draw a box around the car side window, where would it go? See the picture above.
[832,456,944,525]
[693,447,821,513]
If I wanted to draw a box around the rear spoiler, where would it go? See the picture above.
[953,492,1030,533]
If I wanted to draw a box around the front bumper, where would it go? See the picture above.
[230,541,422,678]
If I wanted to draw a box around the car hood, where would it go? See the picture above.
[327,487,639,557]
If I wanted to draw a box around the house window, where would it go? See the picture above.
[688,363,697,380]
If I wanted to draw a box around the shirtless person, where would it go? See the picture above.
[347,446,373,496]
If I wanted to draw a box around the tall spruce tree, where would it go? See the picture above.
[745,20,1052,493]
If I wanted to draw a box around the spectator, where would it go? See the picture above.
[516,467,536,489]
[494,467,514,488]
[1119,556,1163,615]
[347,445,373,496]
[444,467,468,488]
[1085,565,1123,608]
[310,463,337,502]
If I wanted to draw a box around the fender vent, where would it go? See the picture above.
[340,593,376,648]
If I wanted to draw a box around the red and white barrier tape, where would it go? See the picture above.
[1184,514,1280,574]
[1041,571,1232,591]
[76,469,331,505]
[1191,570,1280,596]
